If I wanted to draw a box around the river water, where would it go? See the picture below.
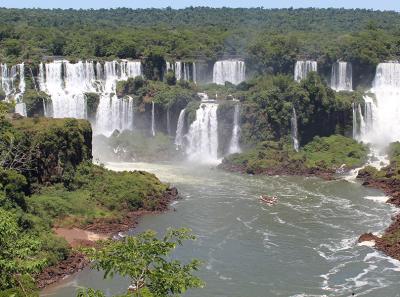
[42,162,400,297]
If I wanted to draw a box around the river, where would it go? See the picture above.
[41,162,400,297]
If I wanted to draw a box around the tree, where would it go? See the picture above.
[79,228,204,297]
[0,209,45,291]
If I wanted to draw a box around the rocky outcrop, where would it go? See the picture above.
[357,167,400,261]
[37,252,89,289]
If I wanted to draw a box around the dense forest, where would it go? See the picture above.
[1,7,400,76]
[1,7,400,295]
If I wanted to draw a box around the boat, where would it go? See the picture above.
[259,195,278,206]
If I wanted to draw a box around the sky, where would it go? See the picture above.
[0,0,399,11]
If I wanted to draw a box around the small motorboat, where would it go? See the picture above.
[259,195,278,206]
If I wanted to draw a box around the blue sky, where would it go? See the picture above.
[1,0,399,11]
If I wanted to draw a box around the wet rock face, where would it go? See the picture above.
[357,171,400,261]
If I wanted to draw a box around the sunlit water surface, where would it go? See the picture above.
[41,162,400,297]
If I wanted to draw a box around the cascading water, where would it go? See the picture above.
[174,109,186,149]
[213,60,245,85]
[228,103,241,154]
[193,62,197,84]
[352,103,357,139]
[39,60,142,135]
[0,63,26,116]
[353,62,400,148]
[331,62,353,91]
[151,101,155,136]
[291,107,300,152]
[185,102,219,163]
[166,61,195,81]
[14,63,26,116]
[294,60,317,82]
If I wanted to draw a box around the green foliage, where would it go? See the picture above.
[77,288,107,297]
[165,71,177,86]
[223,135,368,174]
[1,8,399,76]
[28,161,169,229]
[71,162,168,211]
[80,228,204,297]
[302,135,368,169]
[0,209,45,290]
[116,77,146,97]
[248,34,299,74]
[85,93,100,119]
[11,117,92,183]
[235,72,359,146]
[0,110,177,294]
[0,168,28,210]
[22,90,51,117]
[185,101,201,126]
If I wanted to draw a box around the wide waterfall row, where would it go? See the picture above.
[38,60,142,135]
[213,60,245,85]
[331,62,353,91]
[166,61,196,82]
[294,60,317,82]
[0,63,26,116]
[353,62,400,148]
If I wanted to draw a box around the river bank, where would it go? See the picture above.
[42,161,400,297]
[357,170,400,261]
[37,186,178,289]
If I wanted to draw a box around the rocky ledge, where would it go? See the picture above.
[37,252,89,289]
[357,170,400,261]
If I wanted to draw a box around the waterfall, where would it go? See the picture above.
[39,60,142,135]
[331,62,353,91]
[14,63,26,116]
[151,101,155,136]
[0,63,26,116]
[228,104,241,154]
[356,103,366,140]
[291,107,300,152]
[186,103,219,163]
[193,62,197,84]
[294,60,317,82]
[213,60,246,85]
[353,62,400,148]
[166,61,195,81]
[174,109,186,149]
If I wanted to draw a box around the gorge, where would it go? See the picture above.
[1,6,400,297]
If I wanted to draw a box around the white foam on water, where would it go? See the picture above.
[364,196,389,203]
[357,240,376,247]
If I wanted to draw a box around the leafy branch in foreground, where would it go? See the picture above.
[79,228,204,297]
[0,208,46,291]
